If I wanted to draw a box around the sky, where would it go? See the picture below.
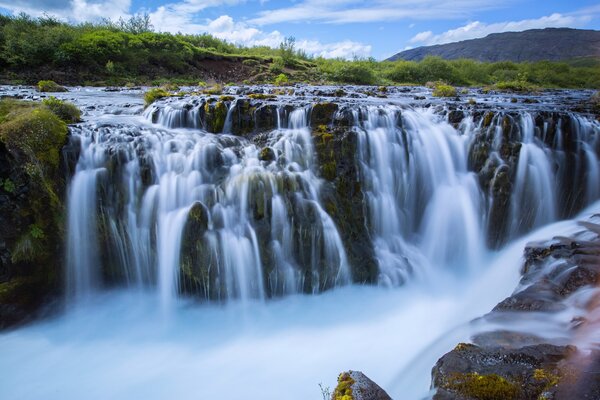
[1,0,600,59]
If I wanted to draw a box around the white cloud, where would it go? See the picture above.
[409,31,432,43]
[410,13,593,46]
[250,0,504,25]
[0,0,131,21]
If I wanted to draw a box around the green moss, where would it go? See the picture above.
[11,224,47,263]
[443,372,520,400]
[432,83,458,97]
[482,112,495,127]
[259,147,276,162]
[0,107,67,171]
[203,84,223,95]
[332,372,355,400]
[311,102,338,126]
[322,161,337,180]
[37,80,67,93]
[219,95,235,102]
[204,100,228,133]
[144,88,170,107]
[42,97,81,123]
[248,93,277,100]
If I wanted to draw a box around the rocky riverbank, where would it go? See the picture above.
[430,215,600,399]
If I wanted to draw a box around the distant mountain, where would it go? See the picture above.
[387,28,600,62]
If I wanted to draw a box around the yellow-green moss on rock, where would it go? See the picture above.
[333,372,355,400]
[0,107,67,171]
[204,100,228,133]
[442,372,520,400]
[37,80,67,93]
[144,88,170,107]
[0,98,71,328]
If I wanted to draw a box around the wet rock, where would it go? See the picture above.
[310,102,339,127]
[432,343,572,400]
[447,110,464,124]
[312,125,378,284]
[431,217,600,400]
[332,371,392,400]
[258,146,276,162]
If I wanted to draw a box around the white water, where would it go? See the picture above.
[3,89,600,399]
[2,202,600,400]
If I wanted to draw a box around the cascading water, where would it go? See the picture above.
[2,86,600,400]
[66,103,350,306]
[355,106,485,285]
[353,105,600,283]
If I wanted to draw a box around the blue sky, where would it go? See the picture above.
[2,0,600,59]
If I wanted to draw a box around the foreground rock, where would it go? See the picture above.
[431,218,600,399]
[332,371,392,400]
[0,98,77,328]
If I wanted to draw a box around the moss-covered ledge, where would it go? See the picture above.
[0,97,80,329]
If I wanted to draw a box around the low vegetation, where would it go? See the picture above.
[143,88,170,107]
[37,80,67,92]
[0,13,599,89]
[432,83,458,97]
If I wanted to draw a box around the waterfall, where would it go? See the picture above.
[352,105,600,283]
[354,106,484,284]
[67,94,600,303]
[66,106,350,305]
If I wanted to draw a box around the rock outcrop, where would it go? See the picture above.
[431,218,600,399]
[332,371,392,400]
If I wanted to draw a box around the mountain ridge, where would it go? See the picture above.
[387,28,600,62]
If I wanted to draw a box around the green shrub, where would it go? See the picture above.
[274,74,289,86]
[37,80,67,92]
[144,88,170,107]
[432,83,457,97]
[269,57,285,74]
[42,97,81,123]
[330,63,377,85]
[494,80,538,92]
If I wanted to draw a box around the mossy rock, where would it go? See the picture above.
[204,100,228,133]
[37,80,67,93]
[310,102,338,127]
[144,88,170,107]
[432,83,458,98]
[0,99,68,329]
[332,371,392,400]
[42,97,81,124]
[441,372,520,400]
[333,372,355,400]
[248,93,276,100]
[0,107,67,171]
[258,147,276,162]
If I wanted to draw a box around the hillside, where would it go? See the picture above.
[388,28,600,62]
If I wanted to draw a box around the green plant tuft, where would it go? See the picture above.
[274,73,289,86]
[432,83,458,97]
[144,88,170,107]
